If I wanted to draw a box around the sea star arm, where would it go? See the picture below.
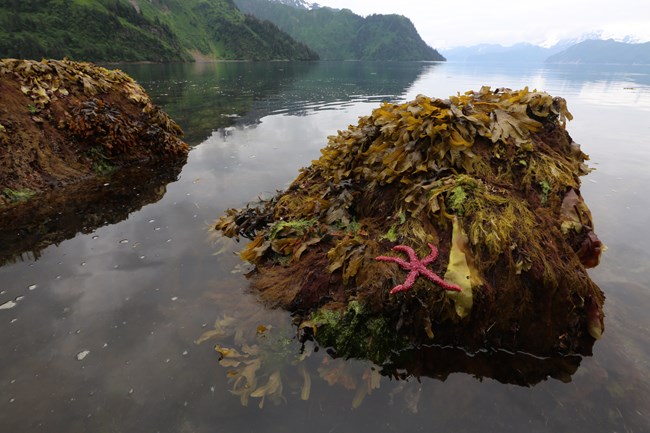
[420,243,439,266]
[392,245,419,263]
[420,268,462,292]
[375,243,463,294]
[389,270,419,294]
[375,255,410,269]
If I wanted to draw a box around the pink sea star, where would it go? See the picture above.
[375,243,463,294]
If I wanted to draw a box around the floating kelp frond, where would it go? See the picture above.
[201,317,387,409]
[201,319,309,408]
[214,87,604,357]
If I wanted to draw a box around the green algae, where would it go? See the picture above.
[2,187,35,202]
[302,300,410,365]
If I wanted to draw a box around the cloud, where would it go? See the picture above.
[314,0,650,48]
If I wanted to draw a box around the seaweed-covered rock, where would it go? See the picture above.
[215,87,604,360]
[0,58,188,209]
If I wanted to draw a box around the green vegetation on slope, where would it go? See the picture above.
[0,0,188,62]
[0,0,318,62]
[133,0,318,60]
[234,0,445,61]
[354,14,444,61]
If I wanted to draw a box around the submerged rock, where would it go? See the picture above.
[0,58,188,209]
[215,87,604,361]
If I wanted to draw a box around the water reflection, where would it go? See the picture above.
[403,62,650,111]
[119,61,438,145]
[1,61,650,433]
[0,161,185,266]
[380,346,584,386]
[210,317,588,398]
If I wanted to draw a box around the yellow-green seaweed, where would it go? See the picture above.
[214,87,604,357]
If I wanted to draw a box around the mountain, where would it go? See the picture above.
[268,0,316,9]
[546,39,650,64]
[442,35,650,65]
[233,0,445,61]
[442,43,570,63]
[0,0,318,62]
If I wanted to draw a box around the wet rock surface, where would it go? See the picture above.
[0,58,188,209]
[215,87,604,360]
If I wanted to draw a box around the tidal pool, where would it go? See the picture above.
[1,61,649,432]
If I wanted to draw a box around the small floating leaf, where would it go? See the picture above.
[0,300,17,310]
[250,371,283,408]
[195,316,237,345]
[299,363,311,401]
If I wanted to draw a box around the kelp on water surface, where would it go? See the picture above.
[214,86,605,364]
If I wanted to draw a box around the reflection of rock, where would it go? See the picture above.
[375,345,582,386]
[206,320,584,412]
[0,58,188,209]
[0,162,183,266]
[215,87,604,362]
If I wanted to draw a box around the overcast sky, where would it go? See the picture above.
[312,0,650,49]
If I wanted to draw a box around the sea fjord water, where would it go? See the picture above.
[1,61,649,432]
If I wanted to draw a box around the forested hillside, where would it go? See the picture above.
[234,0,445,61]
[0,0,318,62]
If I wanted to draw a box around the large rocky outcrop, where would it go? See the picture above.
[214,87,604,362]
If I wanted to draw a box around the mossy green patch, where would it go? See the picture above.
[306,301,409,364]
[540,180,552,204]
[447,185,468,215]
[87,147,115,175]
[2,188,35,202]
[380,225,398,242]
[269,218,317,240]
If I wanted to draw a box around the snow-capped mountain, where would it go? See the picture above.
[542,31,650,49]
[269,0,319,9]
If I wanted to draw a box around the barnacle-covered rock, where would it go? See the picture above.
[214,86,604,360]
[0,58,188,208]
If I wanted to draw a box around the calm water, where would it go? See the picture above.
[1,61,650,432]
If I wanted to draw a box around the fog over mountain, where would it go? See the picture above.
[442,34,650,64]
[311,0,650,50]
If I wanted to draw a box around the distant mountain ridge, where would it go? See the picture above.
[545,39,650,64]
[233,0,445,61]
[442,38,650,64]
[268,0,317,9]
[442,43,566,63]
[0,0,318,62]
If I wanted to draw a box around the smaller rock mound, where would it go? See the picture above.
[0,58,188,208]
